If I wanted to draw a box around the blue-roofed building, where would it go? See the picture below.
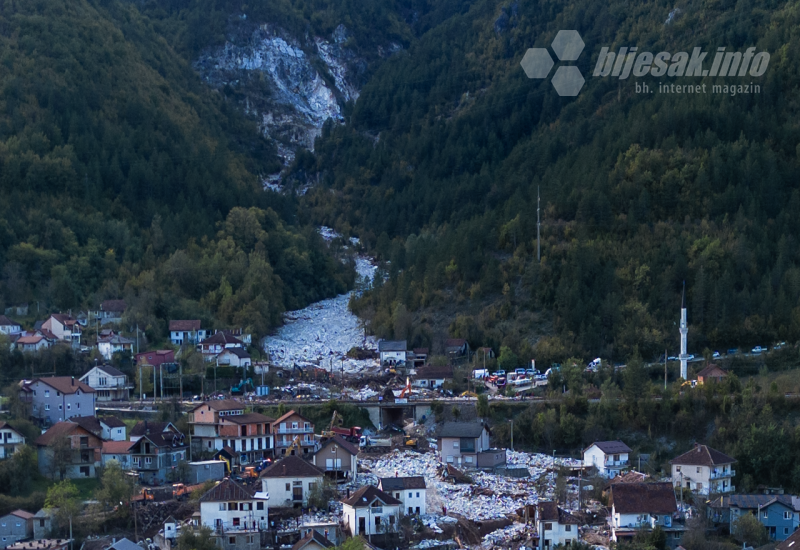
[711,494,800,541]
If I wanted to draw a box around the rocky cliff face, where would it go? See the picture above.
[195,22,369,181]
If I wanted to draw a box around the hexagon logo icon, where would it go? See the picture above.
[521,30,585,97]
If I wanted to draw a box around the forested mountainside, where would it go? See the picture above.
[295,0,800,362]
[0,0,354,342]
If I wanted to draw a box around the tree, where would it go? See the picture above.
[45,480,81,539]
[177,526,218,550]
[167,460,192,484]
[476,394,490,419]
[732,512,768,547]
[451,406,461,421]
[336,538,371,550]
[96,460,135,514]
[50,436,74,481]
[0,444,35,496]
[2,383,30,420]
[498,346,519,370]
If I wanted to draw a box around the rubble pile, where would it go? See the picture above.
[480,523,529,548]
[263,256,378,373]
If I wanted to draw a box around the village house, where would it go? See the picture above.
[535,501,581,550]
[129,430,188,485]
[41,315,81,347]
[95,300,126,325]
[197,478,267,550]
[0,510,34,547]
[297,521,341,547]
[291,531,334,550]
[215,348,252,368]
[32,509,55,540]
[722,494,800,541]
[169,320,207,346]
[79,365,132,401]
[215,329,252,346]
[260,455,324,507]
[272,410,316,456]
[199,332,245,360]
[101,440,134,468]
[378,476,427,516]
[0,315,22,336]
[413,365,453,390]
[444,338,470,360]
[583,441,632,478]
[435,422,505,469]
[778,527,800,549]
[16,335,51,353]
[609,482,681,545]
[129,421,180,443]
[190,400,273,466]
[410,348,428,368]
[20,377,95,425]
[378,340,407,367]
[670,443,736,495]
[312,436,358,482]
[695,364,728,385]
[5,540,70,550]
[135,349,175,367]
[341,485,401,538]
[96,334,135,361]
[70,415,126,441]
[35,421,102,479]
[0,422,26,459]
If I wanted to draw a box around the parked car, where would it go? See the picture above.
[712,351,721,359]
[686,354,695,361]
[775,342,787,350]
[495,370,506,377]
[667,356,678,361]
[751,346,766,354]
[727,348,738,355]
[525,369,536,376]
[496,376,507,387]
[513,376,529,386]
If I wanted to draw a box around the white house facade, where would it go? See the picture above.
[583,441,631,478]
[341,486,401,537]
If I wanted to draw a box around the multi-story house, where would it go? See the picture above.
[96,335,135,361]
[0,510,34,547]
[583,441,632,478]
[312,436,358,482]
[670,443,736,495]
[41,314,81,347]
[198,332,245,360]
[0,315,22,336]
[726,494,800,541]
[260,456,324,507]
[198,478,268,550]
[20,377,95,425]
[79,365,132,401]
[129,431,188,485]
[96,300,126,325]
[436,422,505,469]
[535,501,581,550]
[378,477,427,516]
[15,335,50,353]
[378,340,407,367]
[341,486,401,538]
[0,422,26,459]
[70,415,127,441]
[35,421,102,479]
[190,400,273,467]
[272,410,316,456]
[609,482,682,545]
[101,440,134,468]
[169,320,207,346]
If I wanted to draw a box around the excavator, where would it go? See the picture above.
[398,377,413,399]
[286,435,303,456]
[316,411,362,442]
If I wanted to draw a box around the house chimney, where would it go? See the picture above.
[71,377,74,386]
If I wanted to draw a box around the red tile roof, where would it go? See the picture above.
[199,478,254,502]
[102,441,135,454]
[610,482,678,515]
[341,485,401,508]
[9,510,35,520]
[169,320,201,331]
[30,376,95,394]
[35,422,96,446]
[260,456,324,479]
[670,444,736,467]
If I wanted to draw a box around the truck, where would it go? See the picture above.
[359,436,392,453]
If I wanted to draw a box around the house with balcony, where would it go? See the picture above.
[260,455,324,507]
[312,436,358,482]
[341,485,401,538]
[35,421,102,479]
[435,422,505,469]
[378,340,407,367]
[41,315,81,347]
[0,510,34,547]
[0,422,26,459]
[272,410,316,456]
[0,315,22,336]
[79,365,132,401]
[20,377,95,426]
[609,482,682,545]
[535,501,581,550]
[378,476,427,516]
[190,400,273,467]
[198,332,245,360]
[169,320,207,346]
[129,421,180,443]
[198,478,268,550]
[129,431,188,485]
[670,443,736,495]
[583,441,632,478]
[722,494,800,541]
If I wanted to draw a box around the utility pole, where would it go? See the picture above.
[179,362,183,402]
[664,348,667,390]
[153,365,157,403]
[160,364,164,400]
[138,365,142,402]
[537,186,541,262]
[510,419,514,451]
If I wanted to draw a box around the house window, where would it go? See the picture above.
[45,405,50,411]
[285,483,290,491]
[389,516,395,525]
[219,504,226,511]
[145,457,152,465]
[453,441,459,449]
[257,502,264,510]
[763,511,768,519]
[228,537,236,545]
[785,511,792,520]
[76,403,80,409]
[233,517,240,526]
[228,502,238,511]
[565,525,571,532]
[58,405,63,410]
[67,404,71,410]
[45,390,50,398]
[696,467,701,473]
[292,422,299,430]
[416,492,420,498]
[786,527,790,535]
[544,523,552,531]
[676,466,681,472]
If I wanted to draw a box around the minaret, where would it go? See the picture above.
[679,281,688,380]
